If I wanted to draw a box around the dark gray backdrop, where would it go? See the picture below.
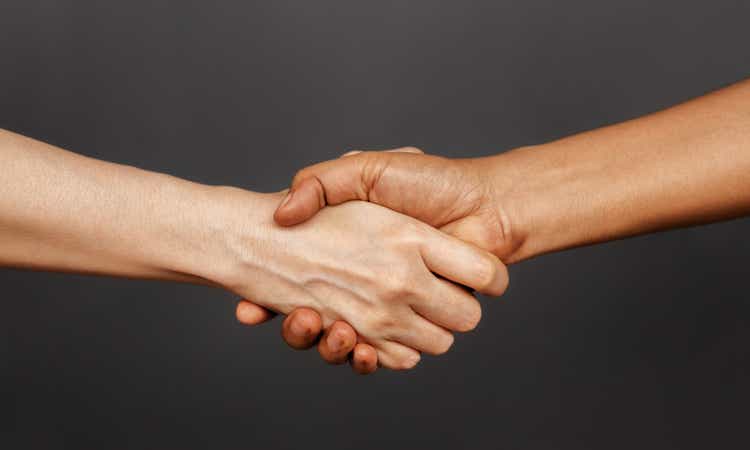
[3,1,749,449]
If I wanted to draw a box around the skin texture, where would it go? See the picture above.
[254,77,750,372]
[0,129,508,371]
[219,190,508,368]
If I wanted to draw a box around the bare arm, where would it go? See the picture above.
[0,130,507,370]
[0,130,374,371]
[498,78,750,261]
[0,129,222,282]
[274,78,750,263]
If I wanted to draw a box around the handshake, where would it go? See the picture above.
[3,80,747,375]
[230,147,517,374]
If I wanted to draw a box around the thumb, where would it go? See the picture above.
[273,152,376,226]
[274,147,424,227]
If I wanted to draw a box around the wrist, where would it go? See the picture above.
[482,140,615,263]
[477,144,572,263]
[196,186,283,291]
[463,147,534,263]
[132,179,243,286]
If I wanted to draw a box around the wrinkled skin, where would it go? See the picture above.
[237,148,515,373]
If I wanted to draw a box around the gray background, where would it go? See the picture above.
[2,1,749,449]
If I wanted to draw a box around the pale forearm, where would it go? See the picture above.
[0,129,229,284]
[493,79,750,262]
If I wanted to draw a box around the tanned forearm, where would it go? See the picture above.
[492,79,750,262]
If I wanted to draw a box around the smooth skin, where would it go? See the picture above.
[252,77,750,372]
[0,129,508,370]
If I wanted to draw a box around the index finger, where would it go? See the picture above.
[419,226,509,297]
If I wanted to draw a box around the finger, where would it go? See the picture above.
[350,343,378,375]
[376,341,421,371]
[419,227,509,296]
[274,151,393,226]
[440,215,501,254]
[281,308,323,350]
[274,177,327,227]
[412,278,482,332]
[317,321,358,364]
[393,313,455,355]
[235,300,277,325]
[274,156,369,226]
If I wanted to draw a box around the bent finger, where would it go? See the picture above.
[281,308,323,350]
[392,313,455,355]
[273,153,379,226]
[318,321,358,364]
[235,299,276,325]
[419,228,509,297]
[376,341,421,371]
[411,279,482,332]
[350,343,378,374]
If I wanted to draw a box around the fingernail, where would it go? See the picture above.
[279,190,294,209]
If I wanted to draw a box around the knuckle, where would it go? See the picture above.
[389,217,425,240]
[366,311,400,336]
[403,219,428,239]
[384,268,421,299]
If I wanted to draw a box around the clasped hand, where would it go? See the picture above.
[4,80,748,375]
[233,148,511,374]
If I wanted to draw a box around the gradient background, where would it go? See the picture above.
[3,1,750,449]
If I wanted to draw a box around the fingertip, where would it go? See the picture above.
[273,178,325,227]
[289,308,323,337]
[481,259,509,297]
[377,343,421,371]
[330,322,357,352]
[235,300,275,325]
[282,308,323,350]
[455,300,482,332]
[318,321,357,364]
[273,190,303,227]
[351,344,378,375]
[389,351,421,371]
